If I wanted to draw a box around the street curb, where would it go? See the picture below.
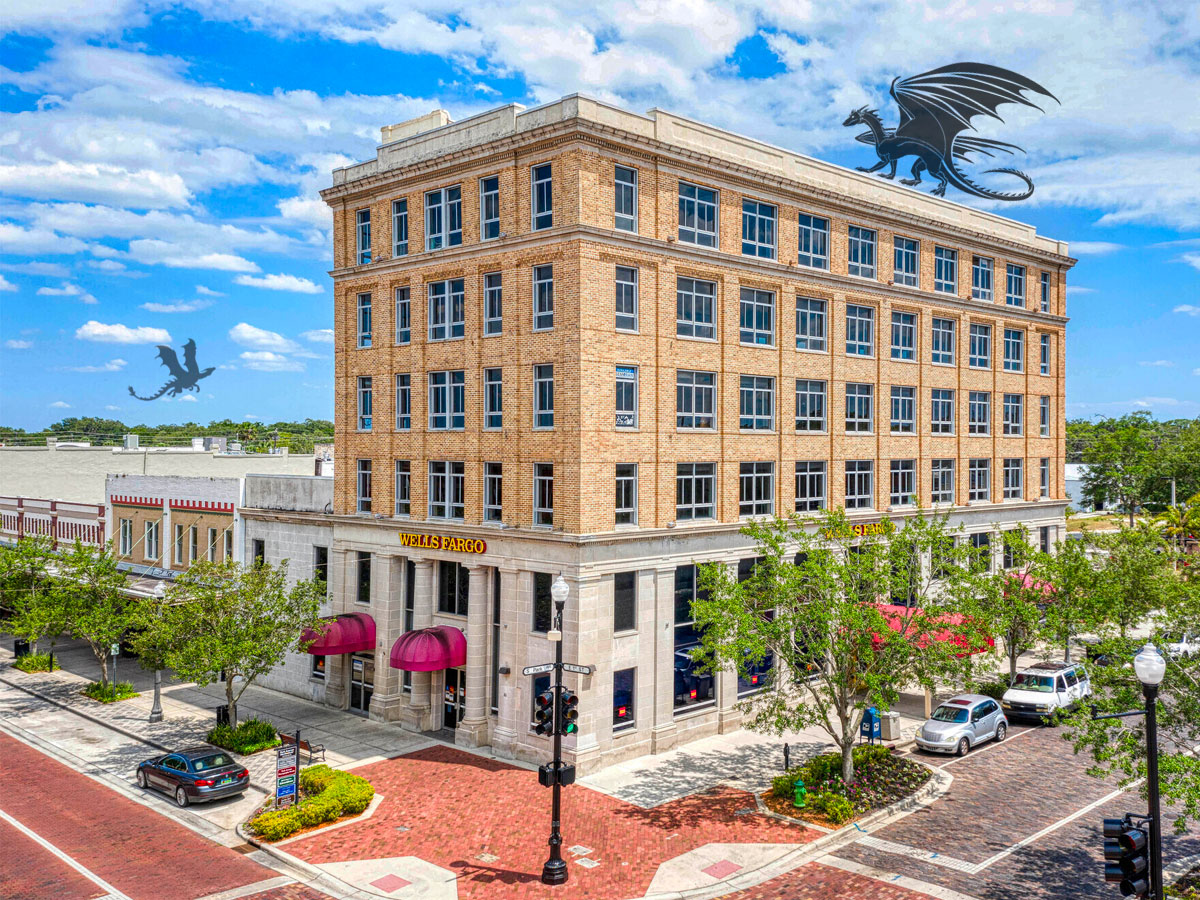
[236,824,382,900]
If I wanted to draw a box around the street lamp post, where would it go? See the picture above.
[149,581,165,723]
[1134,643,1166,900]
[541,574,570,887]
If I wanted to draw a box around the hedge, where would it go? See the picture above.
[11,652,59,673]
[82,681,138,702]
[248,765,374,841]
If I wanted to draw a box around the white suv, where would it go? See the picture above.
[1001,661,1092,721]
[1165,632,1199,659]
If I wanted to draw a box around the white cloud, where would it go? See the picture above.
[76,321,171,344]
[1138,360,1174,368]
[0,223,90,256]
[195,285,225,297]
[239,350,304,372]
[87,259,142,277]
[0,275,16,292]
[104,405,121,411]
[126,240,261,272]
[0,261,70,277]
[49,401,71,409]
[243,414,261,420]
[36,281,97,304]
[1069,241,1124,256]
[4,340,33,349]
[63,358,127,373]
[140,299,213,313]
[233,272,323,294]
[300,328,334,343]
[1174,305,1200,317]
[1132,397,1181,407]
[178,394,198,402]
[229,322,300,353]
[0,161,190,209]
[1194,368,1200,377]
[1180,252,1200,273]
[1066,286,1096,296]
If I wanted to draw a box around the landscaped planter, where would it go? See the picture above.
[246,765,374,842]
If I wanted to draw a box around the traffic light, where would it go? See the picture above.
[533,690,555,736]
[558,689,579,736]
[1103,816,1149,897]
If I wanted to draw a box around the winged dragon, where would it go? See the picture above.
[128,338,215,401]
[844,62,1057,201]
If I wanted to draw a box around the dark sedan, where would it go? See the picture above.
[136,747,250,807]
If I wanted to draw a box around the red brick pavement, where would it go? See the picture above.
[286,745,817,900]
[240,885,339,900]
[0,819,105,900]
[717,861,933,899]
[0,733,273,900]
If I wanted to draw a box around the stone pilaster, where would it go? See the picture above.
[400,557,436,732]
[455,564,492,747]
[489,566,520,759]
[651,565,679,754]
[369,555,404,722]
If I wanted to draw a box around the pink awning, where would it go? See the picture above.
[301,612,376,655]
[873,603,995,657]
[389,625,466,672]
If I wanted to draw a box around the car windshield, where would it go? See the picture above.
[1012,673,1055,692]
[192,753,234,771]
[931,705,969,723]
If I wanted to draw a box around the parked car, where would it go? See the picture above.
[915,694,1008,756]
[136,747,249,807]
[1001,660,1091,721]
[1164,632,1199,659]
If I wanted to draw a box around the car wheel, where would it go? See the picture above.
[956,737,970,756]
[175,786,189,808]
[995,722,1007,742]
[136,770,148,789]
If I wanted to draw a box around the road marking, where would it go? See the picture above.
[0,806,134,900]
[934,725,1040,769]
[855,835,977,873]
[821,855,985,900]
[192,875,296,900]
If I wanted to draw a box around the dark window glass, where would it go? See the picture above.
[614,571,636,632]
[533,572,553,633]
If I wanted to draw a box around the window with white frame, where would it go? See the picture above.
[395,287,410,344]
[893,237,918,287]
[968,391,991,435]
[795,461,826,512]
[845,461,874,509]
[891,311,916,360]
[1040,395,1051,437]
[615,266,638,331]
[533,264,554,331]
[428,370,465,430]
[795,379,826,432]
[678,181,717,246]
[931,317,955,364]
[934,246,958,293]
[890,460,916,507]
[971,532,993,572]
[931,459,955,504]
[848,225,876,278]
[739,462,774,516]
[534,364,554,428]
[531,164,553,230]
[676,277,716,339]
[174,524,184,565]
[1040,333,1051,375]
[741,199,776,258]
[931,388,954,434]
[356,459,372,513]
[795,297,826,351]
[845,383,874,433]
[484,273,502,335]
[616,366,638,428]
[355,208,371,264]
[395,461,410,516]
[395,374,411,430]
[484,368,503,429]
[1003,393,1024,435]
[739,288,775,345]
[797,213,829,269]
[484,463,502,522]
[189,527,198,564]
[534,463,554,525]
[615,464,637,525]
[676,463,715,520]
[969,323,991,368]
[480,176,500,240]
[1040,458,1050,498]
[1040,272,1051,312]
[224,530,232,561]
[1003,458,1023,500]
[1003,328,1024,371]
[890,386,916,433]
[207,527,217,562]
[1006,264,1025,306]
[145,520,160,562]
[428,461,465,519]
[972,256,993,301]
[968,458,990,501]
[424,185,462,250]
[676,370,715,429]
[357,376,372,430]
[739,375,774,430]
[119,518,132,555]
[846,304,874,356]
[428,279,465,341]
[392,199,408,257]
[614,165,637,232]
[356,293,372,348]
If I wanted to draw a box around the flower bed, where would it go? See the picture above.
[11,652,60,673]
[247,765,374,842]
[206,717,281,755]
[1168,863,1200,899]
[82,680,138,703]
[762,744,931,826]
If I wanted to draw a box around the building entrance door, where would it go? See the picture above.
[349,653,374,715]
[443,668,465,730]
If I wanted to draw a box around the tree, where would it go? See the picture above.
[692,510,990,785]
[982,531,1048,680]
[1,536,61,648]
[1090,526,1181,638]
[1031,536,1098,662]
[54,540,139,689]
[1080,413,1157,525]
[134,558,325,725]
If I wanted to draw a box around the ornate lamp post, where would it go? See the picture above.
[1133,643,1166,899]
[541,574,570,887]
[148,581,166,724]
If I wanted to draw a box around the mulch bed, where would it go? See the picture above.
[761,752,932,828]
[1170,864,1200,899]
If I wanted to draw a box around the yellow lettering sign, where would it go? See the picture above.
[397,532,486,554]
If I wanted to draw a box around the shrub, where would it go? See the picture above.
[771,768,805,798]
[11,652,60,673]
[82,681,137,702]
[299,764,337,795]
[247,766,374,841]
[823,794,854,824]
[207,718,282,755]
[852,744,892,765]
[971,680,1008,701]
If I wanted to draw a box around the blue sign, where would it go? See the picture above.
[276,783,296,797]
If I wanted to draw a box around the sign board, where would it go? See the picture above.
[110,643,120,657]
[822,520,895,540]
[275,744,299,808]
[561,663,593,676]
[523,663,555,676]
[398,533,487,554]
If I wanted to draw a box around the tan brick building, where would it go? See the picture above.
[313,95,1074,773]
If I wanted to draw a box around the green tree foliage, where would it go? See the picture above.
[1090,526,1182,638]
[53,541,139,687]
[1080,413,1157,526]
[1030,536,1098,663]
[0,418,334,454]
[983,530,1047,680]
[0,536,59,641]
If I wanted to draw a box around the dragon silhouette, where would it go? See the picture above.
[128,338,215,401]
[844,62,1057,201]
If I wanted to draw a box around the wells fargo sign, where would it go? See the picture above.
[398,532,487,554]
[821,520,895,540]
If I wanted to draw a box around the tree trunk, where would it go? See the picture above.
[93,646,110,687]
[841,740,855,784]
[225,676,237,728]
[1009,642,1019,679]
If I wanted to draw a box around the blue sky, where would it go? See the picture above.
[1,1,1197,430]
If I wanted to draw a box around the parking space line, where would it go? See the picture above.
[0,806,134,900]
[933,725,1041,769]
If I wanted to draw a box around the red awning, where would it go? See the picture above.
[301,612,376,655]
[389,625,467,672]
[874,603,994,657]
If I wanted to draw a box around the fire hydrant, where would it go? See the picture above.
[793,779,807,809]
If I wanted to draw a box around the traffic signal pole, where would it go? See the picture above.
[541,596,568,887]
[1144,682,1164,900]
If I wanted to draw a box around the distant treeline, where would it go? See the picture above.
[0,417,334,455]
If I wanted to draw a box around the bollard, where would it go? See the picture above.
[783,742,790,772]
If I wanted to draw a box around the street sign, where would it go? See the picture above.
[276,743,299,808]
[561,663,592,675]
[110,643,120,656]
[523,663,555,676]
[276,765,296,777]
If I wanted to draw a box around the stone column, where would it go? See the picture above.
[717,561,743,734]
[400,558,436,732]
[651,565,678,754]
[324,653,348,710]
[323,548,353,710]
[455,564,492,747]
[565,573,603,773]
[489,566,520,759]
[369,555,404,722]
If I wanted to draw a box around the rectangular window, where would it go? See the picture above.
[174,523,184,565]
[931,459,955,504]
[224,530,232,561]
[484,368,503,429]
[845,460,874,510]
[1006,264,1026,307]
[428,370,465,430]
[931,388,955,434]
[891,311,916,360]
[188,527,198,564]
[931,317,955,364]
[613,667,636,730]
[480,176,500,241]
[676,370,716,429]
[845,383,874,433]
[741,199,777,258]
[119,518,132,555]
[676,277,716,339]
[531,164,553,230]
[1040,525,1051,554]
[207,527,217,562]
[356,551,371,603]
[675,463,715,520]
[437,560,469,617]
[357,376,372,430]
[395,374,411,430]
[1040,458,1050,498]
[394,287,410,344]
[674,565,714,712]
[1003,393,1024,435]
[424,185,462,251]
[394,461,410,516]
[614,572,637,633]
[795,461,826,512]
[739,288,775,346]
[615,266,638,331]
[893,237,919,287]
[934,246,958,293]
[1040,395,1051,437]
[1040,272,1051,312]
[313,545,328,588]
[533,572,553,633]
[484,273,503,335]
[846,304,874,356]
[795,297,827,351]
[355,208,371,264]
[890,386,915,433]
[615,464,637,525]
[738,462,774,516]
[797,213,829,269]
[356,293,372,348]
[968,391,991,435]
[1003,458,1024,500]
[971,532,992,572]
[739,375,774,430]
[969,323,991,368]
[795,379,826,432]
[615,365,638,428]
[533,264,554,331]
[427,278,465,341]
[251,539,264,565]
[1004,328,1024,371]
[534,463,554,526]
[614,165,638,232]
[356,459,372,513]
[678,181,717,247]
[392,198,408,257]
[890,460,916,507]
[1040,333,1051,375]
[484,463,503,522]
[427,461,465,519]
[968,458,991,502]
[972,256,993,301]
[848,225,876,278]
[534,364,554,428]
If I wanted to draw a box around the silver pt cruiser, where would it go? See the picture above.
[915,693,1008,756]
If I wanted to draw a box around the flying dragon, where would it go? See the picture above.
[843,62,1058,201]
[128,338,215,401]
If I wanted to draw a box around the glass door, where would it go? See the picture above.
[350,653,375,715]
[443,668,465,730]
